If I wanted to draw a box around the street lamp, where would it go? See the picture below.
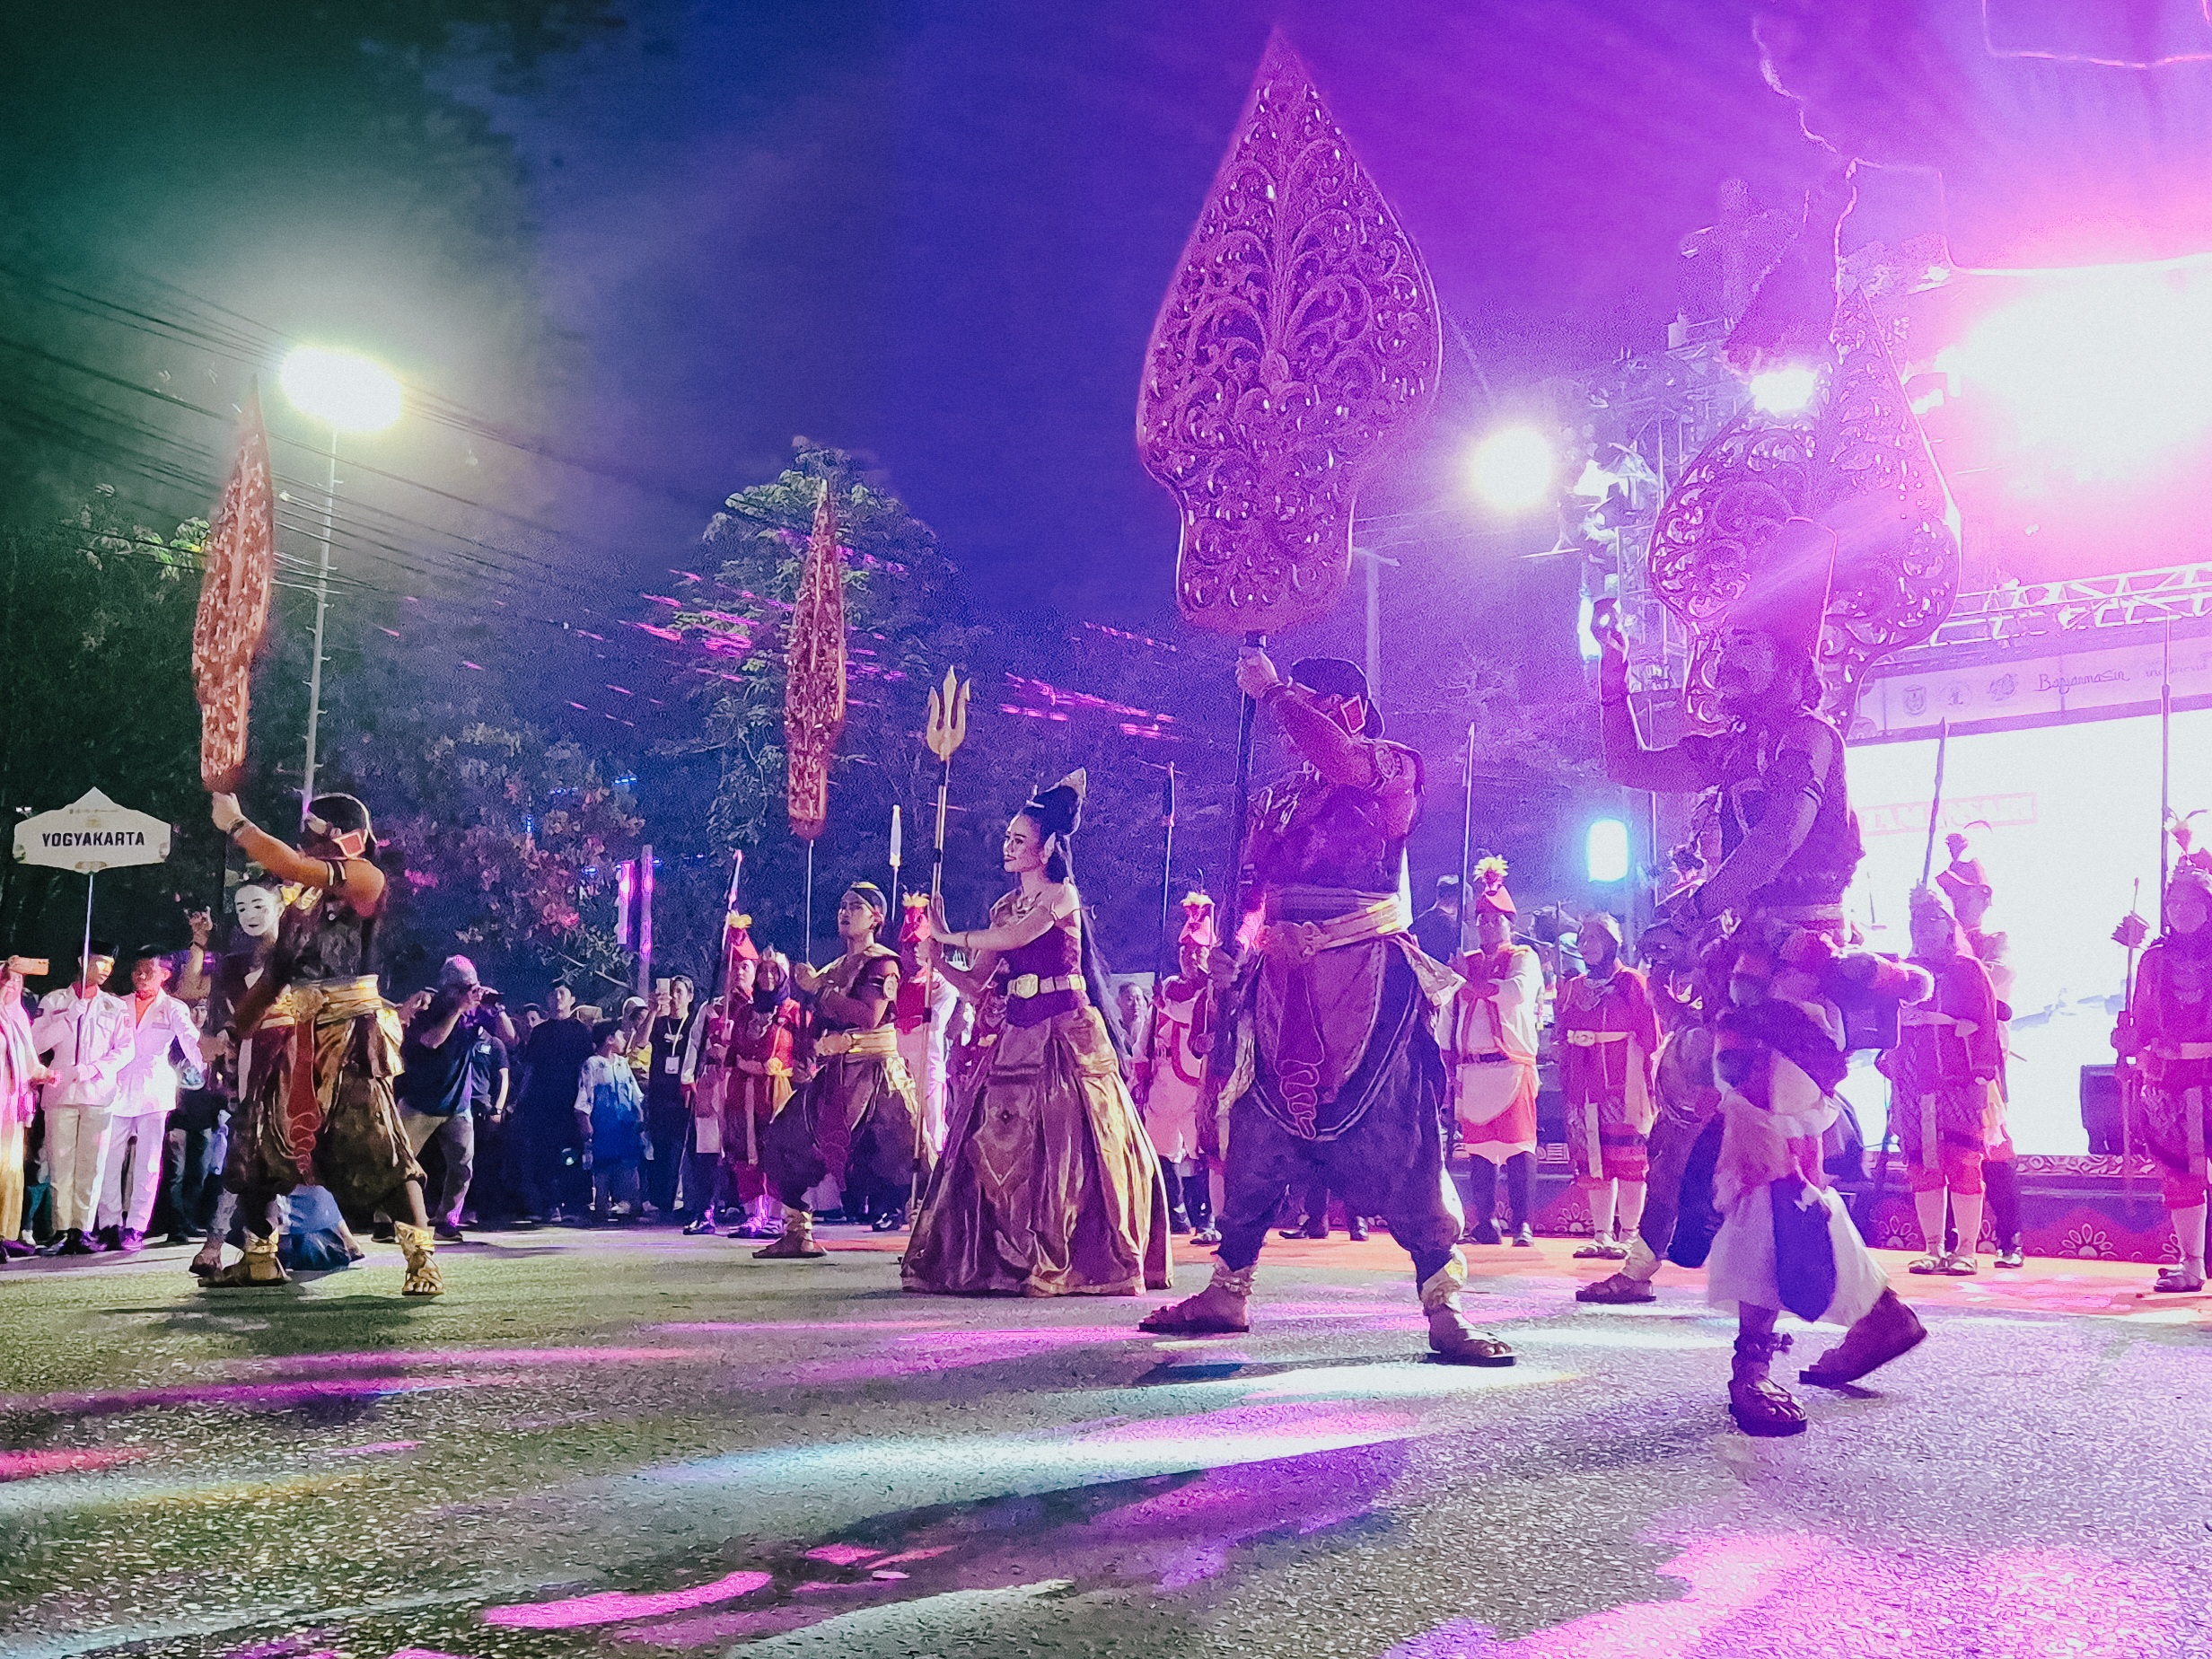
[279,346,400,819]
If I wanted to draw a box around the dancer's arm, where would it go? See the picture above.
[1594,613,1707,794]
[928,886,1075,954]
[816,956,897,1029]
[210,794,384,913]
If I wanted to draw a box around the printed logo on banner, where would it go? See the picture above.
[1863,793,2038,837]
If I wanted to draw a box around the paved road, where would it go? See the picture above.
[2,1227,2208,1658]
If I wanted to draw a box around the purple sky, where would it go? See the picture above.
[447,0,1821,621]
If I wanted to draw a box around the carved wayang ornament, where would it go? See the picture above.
[784,481,847,840]
[1137,30,1443,637]
[194,383,276,792]
[1649,291,1961,730]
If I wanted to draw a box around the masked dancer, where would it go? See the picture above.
[905,772,1173,1296]
[1141,654,1511,1365]
[1596,517,1925,1435]
[206,792,440,1295]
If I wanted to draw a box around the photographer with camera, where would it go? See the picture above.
[396,955,508,1242]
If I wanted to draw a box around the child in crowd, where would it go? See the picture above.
[576,1020,645,1222]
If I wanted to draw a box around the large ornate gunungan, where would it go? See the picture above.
[1649,291,1961,730]
[784,481,847,840]
[194,385,276,793]
[1137,30,1443,637]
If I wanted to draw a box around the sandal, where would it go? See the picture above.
[2153,1266,2208,1294]
[1907,1254,1946,1275]
[1727,1331,1806,1437]
[1938,1252,1979,1276]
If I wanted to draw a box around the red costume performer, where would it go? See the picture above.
[1134,891,1218,1237]
[2114,864,2212,1293]
[1444,859,1542,1246]
[1881,888,2002,1276]
[1556,911,1659,1260]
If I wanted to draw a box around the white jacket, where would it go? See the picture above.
[31,988,136,1110]
[113,991,205,1119]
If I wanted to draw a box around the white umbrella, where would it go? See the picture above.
[13,789,173,977]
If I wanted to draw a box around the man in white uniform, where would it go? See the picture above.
[95,946,206,1251]
[31,944,134,1256]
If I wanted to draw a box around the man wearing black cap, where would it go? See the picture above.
[1143,649,1513,1365]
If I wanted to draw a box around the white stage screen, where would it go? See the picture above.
[1841,707,2212,1153]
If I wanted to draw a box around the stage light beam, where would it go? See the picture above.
[1586,819,1629,884]
[1470,426,1554,511]
[1750,365,1821,414]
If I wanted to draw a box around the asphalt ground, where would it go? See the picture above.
[3,1224,2208,1659]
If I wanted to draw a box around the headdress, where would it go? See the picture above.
[1576,911,1620,949]
[1471,856,1514,917]
[1908,884,1964,955]
[1289,657,1383,737]
[304,793,375,859]
[844,882,889,922]
[1179,890,1218,951]
[1022,769,1087,841]
[899,893,929,947]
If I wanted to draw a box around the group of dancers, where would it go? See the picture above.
[182,511,2212,1436]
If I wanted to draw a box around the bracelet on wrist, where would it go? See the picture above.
[227,818,253,843]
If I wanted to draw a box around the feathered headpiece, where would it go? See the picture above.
[1179,890,1218,950]
[1471,856,1514,917]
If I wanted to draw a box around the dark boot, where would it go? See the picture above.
[1799,1288,1927,1387]
[1462,1160,1500,1244]
[1729,1330,1806,1436]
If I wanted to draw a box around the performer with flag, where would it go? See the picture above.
[1444,859,1543,1248]
[905,773,1172,1296]
[1555,911,1659,1260]
[894,893,954,1174]
[755,883,915,1256]
[1596,515,1926,1434]
[1135,891,1219,1237]
[1140,654,1511,1365]
[205,792,440,1295]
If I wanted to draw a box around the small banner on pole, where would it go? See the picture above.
[193,384,276,792]
[784,481,849,841]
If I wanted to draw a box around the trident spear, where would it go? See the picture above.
[925,667,971,900]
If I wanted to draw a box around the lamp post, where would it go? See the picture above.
[278,346,400,819]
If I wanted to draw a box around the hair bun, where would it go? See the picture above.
[1023,768,1087,839]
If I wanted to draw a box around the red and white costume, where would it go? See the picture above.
[1445,869,1541,1162]
[1556,953,1659,1187]
[1137,895,1217,1168]
[894,895,956,1160]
